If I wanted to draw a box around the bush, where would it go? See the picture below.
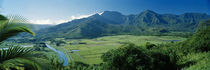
[181,20,210,53]
[67,62,90,70]
[178,52,210,70]
[145,42,157,49]
[150,48,178,70]
[101,43,152,70]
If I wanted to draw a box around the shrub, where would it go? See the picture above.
[101,43,152,70]
[145,42,157,49]
[181,20,210,53]
[178,52,210,70]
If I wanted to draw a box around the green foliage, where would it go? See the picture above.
[80,20,104,38]
[177,52,210,70]
[145,42,157,49]
[150,44,180,70]
[101,42,182,70]
[33,43,47,51]
[0,14,39,69]
[0,58,41,70]
[170,20,210,70]
[67,61,90,70]
[101,43,153,70]
[64,61,109,70]
[48,56,65,70]
[55,40,67,46]
[0,47,32,63]
[159,29,169,33]
[196,19,210,32]
[0,15,35,42]
[0,47,41,70]
[181,20,210,53]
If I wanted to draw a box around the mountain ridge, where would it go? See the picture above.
[35,10,210,39]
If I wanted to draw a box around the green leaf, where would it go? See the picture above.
[0,15,35,42]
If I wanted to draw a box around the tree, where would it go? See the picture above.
[145,42,157,49]
[55,40,66,46]
[181,19,210,53]
[101,43,152,70]
[159,29,169,33]
[0,15,40,70]
[0,15,35,42]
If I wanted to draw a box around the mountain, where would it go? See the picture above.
[14,24,54,38]
[100,11,126,24]
[35,10,210,39]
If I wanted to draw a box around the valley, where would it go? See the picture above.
[30,35,186,64]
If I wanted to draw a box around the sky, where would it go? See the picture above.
[0,0,209,25]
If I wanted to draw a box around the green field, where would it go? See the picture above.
[56,35,187,64]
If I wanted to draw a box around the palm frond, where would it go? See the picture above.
[0,46,32,63]
[0,57,41,70]
[0,15,39,69]
[0,47,42,70]
[0,15,35,42]
[0,15,7,21]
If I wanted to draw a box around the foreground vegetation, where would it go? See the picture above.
[0,15,39,70]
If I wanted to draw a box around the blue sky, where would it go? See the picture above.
[0,0,209,24]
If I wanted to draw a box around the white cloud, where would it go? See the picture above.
[55,19,70,24]
[29,19,54,25]
[70,11,104,20]
[29,19,71,25]
[70,13,95,20]
[29,12,104,25]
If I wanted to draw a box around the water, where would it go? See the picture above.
[64,49,73,62]
[45,44,68,66]
[71,50,80,52]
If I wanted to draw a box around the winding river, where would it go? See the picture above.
[45,44,68,66]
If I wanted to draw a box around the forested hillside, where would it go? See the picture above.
[36,10,210,39]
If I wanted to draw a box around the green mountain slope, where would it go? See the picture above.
[36,10,210,39]
[181,20,210,53]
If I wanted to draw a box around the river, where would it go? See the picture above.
[45,44,68,66]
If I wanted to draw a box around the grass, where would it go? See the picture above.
[58,35,187,64]
[1,35,187,64]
